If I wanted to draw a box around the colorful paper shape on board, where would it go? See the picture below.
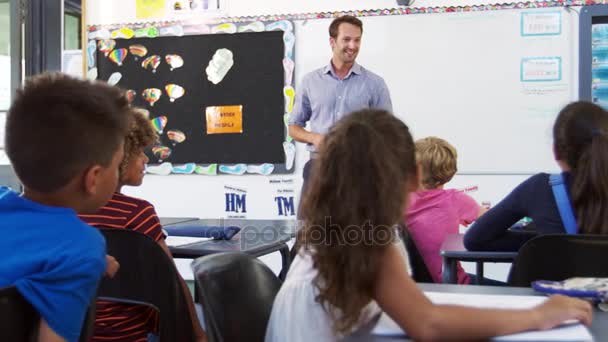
[266,20,293,32]
[151,115,168,134]
[135,26,160,38]
[142,88,162,106]
[87,40,96,68]
[211,23,237,34]
[165,54,184,71]
[172,163,196,174]
[109,48,128,66]
[86,68,98,80]
[167,129,186,145]
[146,162,172,175]
[125,89,137,103]
[129,45,148,60]
[205,105,243,134]
[152,145,172,161]
[246,164,274,176]
[219,164,247,175]
[195,164,217,175]
[89,29,111,40]
[97,39,116,56]
[136,0,166,20]
[238,21,265,33]
[283,31,295,59]
[206,49,234,84]
[108,72,122,86]
[283,58,294,85]
[142,55,161,73]
[283,142,296,170]
[111,27,135,39]
[284,86,295,113]
[165,84,185,102]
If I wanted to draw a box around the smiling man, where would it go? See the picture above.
[289,15,393,196]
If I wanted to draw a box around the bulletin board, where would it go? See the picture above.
[88,20,296,175]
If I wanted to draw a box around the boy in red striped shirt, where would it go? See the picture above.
[80,108,206,342]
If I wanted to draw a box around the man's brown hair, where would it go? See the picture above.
[415,136,458,189]
[5,72,130,192]
[329,15,363,38]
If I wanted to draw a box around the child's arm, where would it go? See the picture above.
[104,255,119,278]
[38,319,66,342]
[157,240,208,342]
[374,244,592,341]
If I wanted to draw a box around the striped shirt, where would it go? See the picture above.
[80,192,166,342]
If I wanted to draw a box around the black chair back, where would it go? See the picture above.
[400,225,434,283]
[98,228,196,342]
[508,234,608,287]
[192,252,282,342]
[0,286,38,342]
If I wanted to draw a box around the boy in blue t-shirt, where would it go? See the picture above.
[0,72,130,342]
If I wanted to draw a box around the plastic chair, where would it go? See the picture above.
[98,228,196,342]
[0,286,38,342]
[508,234,608,287]
[0,286,95,342]
[192,252,282,342]
[400,225,434,283]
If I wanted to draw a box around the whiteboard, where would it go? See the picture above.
[294,8,579,174]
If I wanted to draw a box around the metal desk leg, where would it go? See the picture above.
[475,262,484,285]
[442,257,457,284]
[278,243,291,281]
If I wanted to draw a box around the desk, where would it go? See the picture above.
[440,234,517,284]
[159,217,199,226]
[167,219,296,280]
[346,283,608,341]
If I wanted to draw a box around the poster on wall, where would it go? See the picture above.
[592,24,608,109]
[169,0,225,15]
[136,0,167,20]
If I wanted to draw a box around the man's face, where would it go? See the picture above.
[330,23,362,65]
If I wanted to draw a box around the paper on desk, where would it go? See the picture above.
[165,236,213,247]
[372,292,593,341]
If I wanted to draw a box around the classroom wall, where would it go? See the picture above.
[84,0,556,220]
[87,0,506,25]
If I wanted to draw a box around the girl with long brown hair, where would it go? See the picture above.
[265,109,591,341]
[465,101,608,251]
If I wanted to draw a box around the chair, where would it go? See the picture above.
[192,252,282,342]
[98,228,196,342]
[0,286,38,342]
[508,234,608,287]
[0,286,95,342]
[400,225,434,283]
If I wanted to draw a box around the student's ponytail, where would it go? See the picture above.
[570,132,608,234]
[554,102,608,235]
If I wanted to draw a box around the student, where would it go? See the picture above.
[464,101,608,252]
[265,109,592,342]
[79,108,207,342]
[405,137,487,284]
[0,72,129,342]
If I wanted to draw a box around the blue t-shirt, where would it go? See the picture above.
[463,173,572,252]
[0,187,107,342]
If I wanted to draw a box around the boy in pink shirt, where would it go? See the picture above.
[405,137,486,284]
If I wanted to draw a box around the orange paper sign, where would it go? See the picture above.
[206,105,243,134]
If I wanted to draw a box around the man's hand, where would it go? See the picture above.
[104,255,120,278]
[311,133,324,148]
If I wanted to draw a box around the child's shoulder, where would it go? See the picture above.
[111,192,155,210]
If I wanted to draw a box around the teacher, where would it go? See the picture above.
[288,15,393,194]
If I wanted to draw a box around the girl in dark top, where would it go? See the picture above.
[464,101,608,251]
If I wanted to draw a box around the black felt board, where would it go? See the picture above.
[96,31,285,165]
